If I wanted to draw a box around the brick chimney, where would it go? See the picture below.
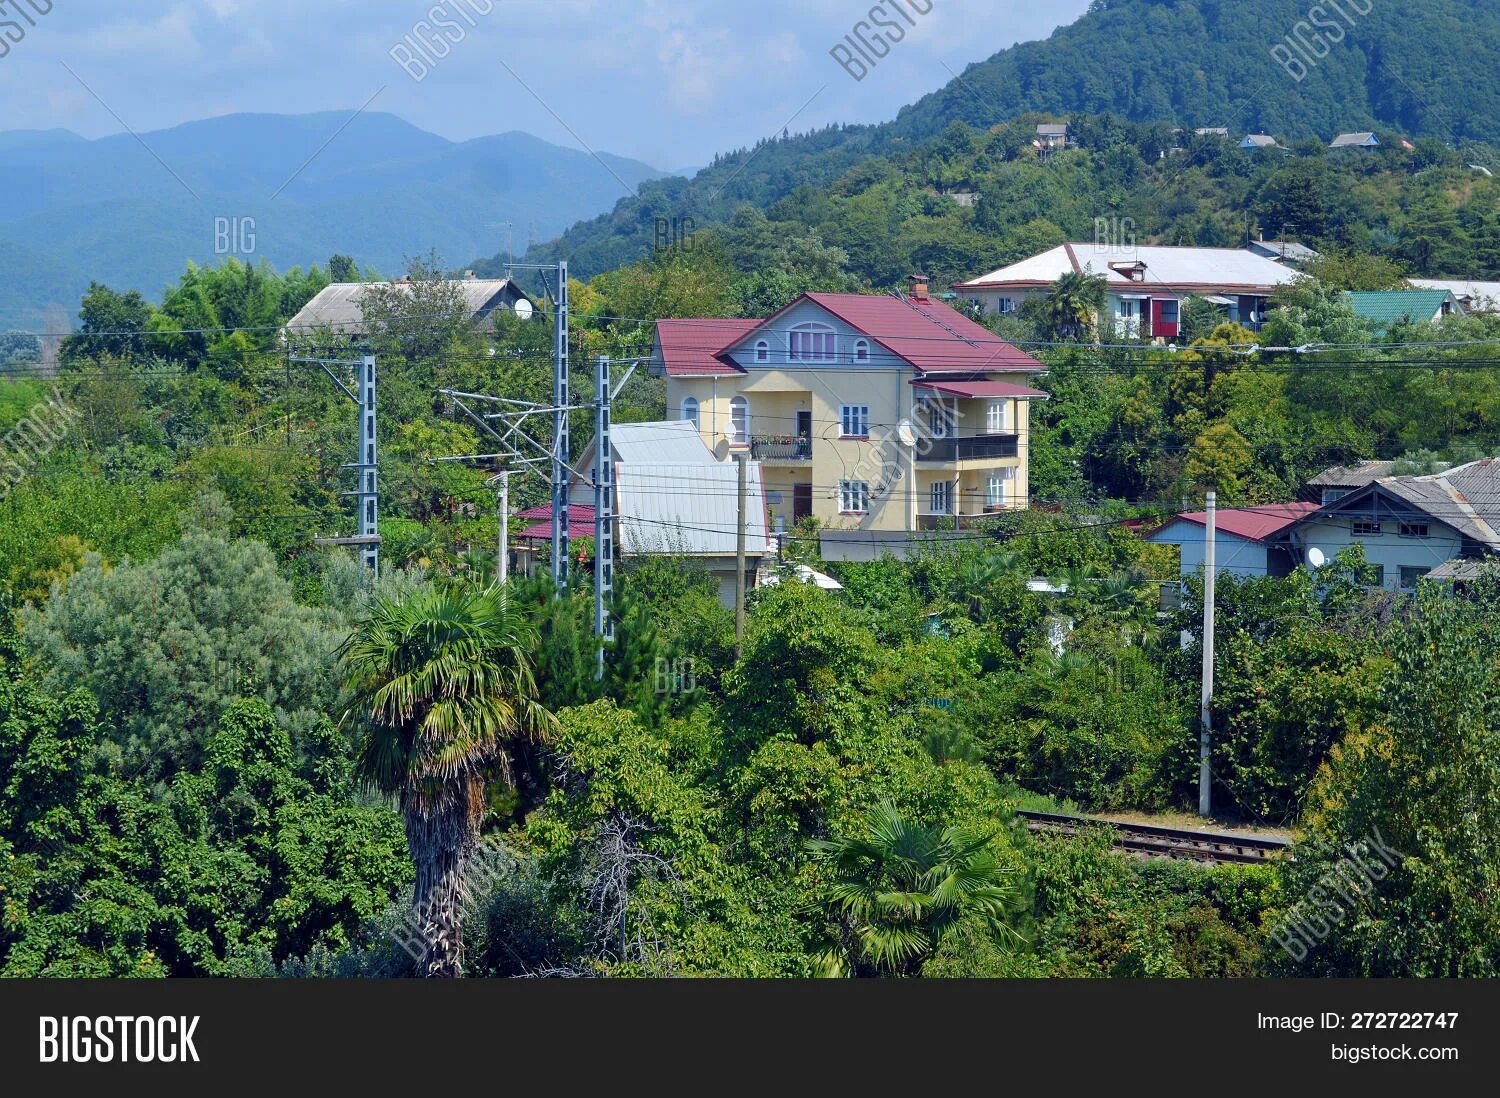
[908,273,930,301]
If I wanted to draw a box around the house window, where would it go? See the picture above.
[930,481,953,514]
[839,480,870,514]
[1159,300,1180,324]
[987,468,1015,508]
[1399,566,1427,589]
[986,400,1011,434]
[923,399,954,438]
[754,340,769,363]
[853,339,870,363]
[1352,520,1381,537]
[681,396,699,429]
[998,298,1017,314]
[789,322,836,362]
[1322,488,1349,504]
[1398,522,1430,539]
[729,395,750,445]
[840,404,870,438]
[1361,562,1385,587]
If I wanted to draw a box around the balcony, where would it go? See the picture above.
[750,434,813,462]
[916,433,1019,463]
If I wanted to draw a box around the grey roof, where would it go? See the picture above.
[284,279,531,334]
[1036,124,1069,136]
[1307,461,1394,488]
[1241,134,1278,147]
[818,530,969,562]
[1426,558,1498,581]
[617,463,773,557]
[608,421,715,465]
[1195,127,1230,137]
[1250,239,1320,263]
[1330,132,1379,147]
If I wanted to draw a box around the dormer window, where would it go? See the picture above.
[853,339,870,363]
[754,339,769,363]
[1108,260,1148,281]
[789,322,836,362]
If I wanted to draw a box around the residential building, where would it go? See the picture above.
[1239,134,1279,149]
[284,275,535,337]
[1412,279,1500,314]
[1329,131,1380,149]
[515,420,774,607]
[1305,461,1395,505]
[1195,127,1230,138]
[1270,459,1500,590]
[1147,503,1318,580]
[953,243,1299,336]
[651,284,1048,534]
[1036,123,1069,150]
[1344,289,1465,330]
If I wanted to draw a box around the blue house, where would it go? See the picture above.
[1147,503,1318,580]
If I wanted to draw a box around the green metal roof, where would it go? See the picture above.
[1343,289,1456,327]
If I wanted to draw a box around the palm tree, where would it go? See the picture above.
[1043,270,1107,340]
[809,801,1022,977]
[340,584,553,977]
[958,549,1018,622]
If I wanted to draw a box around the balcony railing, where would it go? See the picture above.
[916,433,1019,462]
[750,435,813,461]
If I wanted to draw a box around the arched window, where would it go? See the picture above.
[681,395,700,429]
[729,395,750,445]
[755,339,770,363]
[788,322,836,362]
[853,339,870,363]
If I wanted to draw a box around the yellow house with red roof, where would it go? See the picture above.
[649,280,1049,533]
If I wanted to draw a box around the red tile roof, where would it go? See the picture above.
[515,503,597,541]
[911,379,1050,399]
[517,502,596,523]
[1166,503,1320,542]
[654,294,1044,377]
[655,318,756,377]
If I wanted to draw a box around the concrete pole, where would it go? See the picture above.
[735,451,747,661]
[1199,490,1216,818]
[497,471,509,587]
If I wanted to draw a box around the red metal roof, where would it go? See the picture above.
[515,503,597,541]
[911,379,1050,399]
[655,318,756,377]
[654,294,1044,378]
[1166,503,1319,542]
[516,502,596,523]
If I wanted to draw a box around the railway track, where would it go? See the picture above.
[1016,810,1292,865]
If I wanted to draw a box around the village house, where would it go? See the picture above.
[1344,289,1466,330]
[1147,504,1318,581]
[1329,131,1380,150]
[650,282,1048,534]
[953,243,1299,337]
[1035,123,1069,151]
[1412,279,1500,314]
[283,274,535,338]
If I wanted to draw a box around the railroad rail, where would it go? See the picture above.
[1016,810,1292,865]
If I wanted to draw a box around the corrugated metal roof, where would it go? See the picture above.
[616,463,773,557]
[609,420,715,464]
[911,379,1050,399]
[1307,461,1394,488]
[1344,290,1458,325]
[1152,503,1319,543]
[1330,132,1379,147]
[284,279,529,333]
[655,318,756,377]
[1412,280,1500,312]
[956,244,1298,294]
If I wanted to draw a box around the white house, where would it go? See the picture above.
[953,243,1300,336]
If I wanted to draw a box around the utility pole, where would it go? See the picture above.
[296,353,379,578]
[734,446,747,660]
[496,471,510,586]
[1199,490,1216,817]
[550,260,570,592]
[594,355,615,681]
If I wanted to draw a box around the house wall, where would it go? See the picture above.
[1292,517,1465,589]
[1148,520,1269,579]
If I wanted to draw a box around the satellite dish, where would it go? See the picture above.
[713,438,732,462]
[1308,547,1326,569]
[896,420,918,448]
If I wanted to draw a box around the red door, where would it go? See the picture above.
[1152,299,1180,339]
[793,483,813,521]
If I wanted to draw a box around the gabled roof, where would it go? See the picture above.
[1306,461,1395,488]
[1240,134,1278,147]
[1281,460,1500,550]
[955,244,1298,295]
[608,421,715,464]
[1412,280,1500,312]
[658,293,1045,377]
[1344,289,1461,326]
[1330,132,1379,147]
[1151,503,1318,543]
[654,318,757,377]
[1037,123,1069,136]
[284,279,531,334]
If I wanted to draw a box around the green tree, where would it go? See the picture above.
[339,584,553,977]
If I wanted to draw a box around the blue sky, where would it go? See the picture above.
[0,0,1092,169]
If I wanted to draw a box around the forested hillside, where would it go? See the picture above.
[511,0,1500,277]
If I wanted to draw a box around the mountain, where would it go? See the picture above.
[0,112,666,330]
[510,0,1500,278]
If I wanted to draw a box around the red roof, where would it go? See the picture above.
[911,379,1050,399]
[1166,503,1319,542]
[655,318,756,377]
[517,502,596,523]
[515,503,597,541]
[654,294,1044,378]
